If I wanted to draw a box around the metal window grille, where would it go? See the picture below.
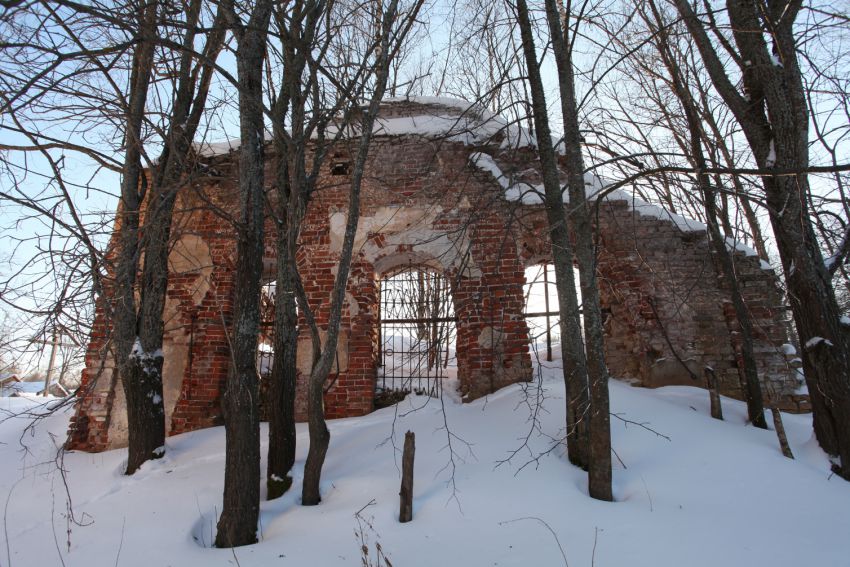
[523,265,588,361]
[524,264,562,362]
[378,266,457,397]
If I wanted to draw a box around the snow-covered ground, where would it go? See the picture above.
[1,363,848,567]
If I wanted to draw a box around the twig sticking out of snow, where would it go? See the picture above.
[498,516,569,567]
[610,413,671,441]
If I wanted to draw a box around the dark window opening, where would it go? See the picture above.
[331,161,350,176]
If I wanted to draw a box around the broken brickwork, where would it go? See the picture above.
[68,99,800,452]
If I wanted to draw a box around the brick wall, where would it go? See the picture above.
[67,100,798,452]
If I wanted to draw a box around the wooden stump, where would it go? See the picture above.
[399,431,415,523]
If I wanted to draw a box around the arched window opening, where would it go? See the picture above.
[378,266,457,402]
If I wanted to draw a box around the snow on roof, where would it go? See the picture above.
[611,193,758,258]
[320,96,542,150]
[1,380,70,398]
[349,114,485,145]
[469,150,764,262]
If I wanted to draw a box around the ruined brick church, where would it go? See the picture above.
[68,97,802,452]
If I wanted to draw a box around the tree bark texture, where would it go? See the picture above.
[675,0,850,478]
[770,407,794,459]
[704,366,724,421]
[215,0,272,547]
[114,0,159,476]
[267,221,298,499]
[126,0,227,476]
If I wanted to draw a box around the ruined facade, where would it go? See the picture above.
[68,98,803,452]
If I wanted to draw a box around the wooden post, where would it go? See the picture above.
[43,330,59,397]
[399,430,415,523]
[704,366,723,420]
[769,406,794,459]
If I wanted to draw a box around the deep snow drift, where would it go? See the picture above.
[1,361,848,567]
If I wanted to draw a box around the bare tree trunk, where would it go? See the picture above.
[706,219,767,429]
[114,0,158,476]
[215,0,272,547]
[513,0,591,472]
[267,153,300,499]
[300,80,384,505]
[266,0,330,500]
[770,406,794,459]
[267,200,299,498]
[542,0,613,500]
[127,0,227,475]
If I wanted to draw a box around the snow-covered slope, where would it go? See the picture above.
[1,363,847,567]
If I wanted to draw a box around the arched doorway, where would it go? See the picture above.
[377,265,457,402]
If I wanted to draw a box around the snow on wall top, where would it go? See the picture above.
[326,96,546,149]
[193,96,556,157]
[193,130,277,157]
[383,96,479,111]
[468,150,763,262]
[191,97,762,265]
[193,138,238,157]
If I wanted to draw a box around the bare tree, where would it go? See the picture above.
[262,0,426,499]
[300,0,427,507]
[0,0,234,474]
[630,0,768,429]
[2,0,159,466]
[127,0,227,474]
[108,0,163,475]
[797,8,850,313]
[214,0,273,547]
[673,0,850,478]
[0,0,135,441]
[513,0,616,498]
[544,0,615,500]
[265,0,330,500]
